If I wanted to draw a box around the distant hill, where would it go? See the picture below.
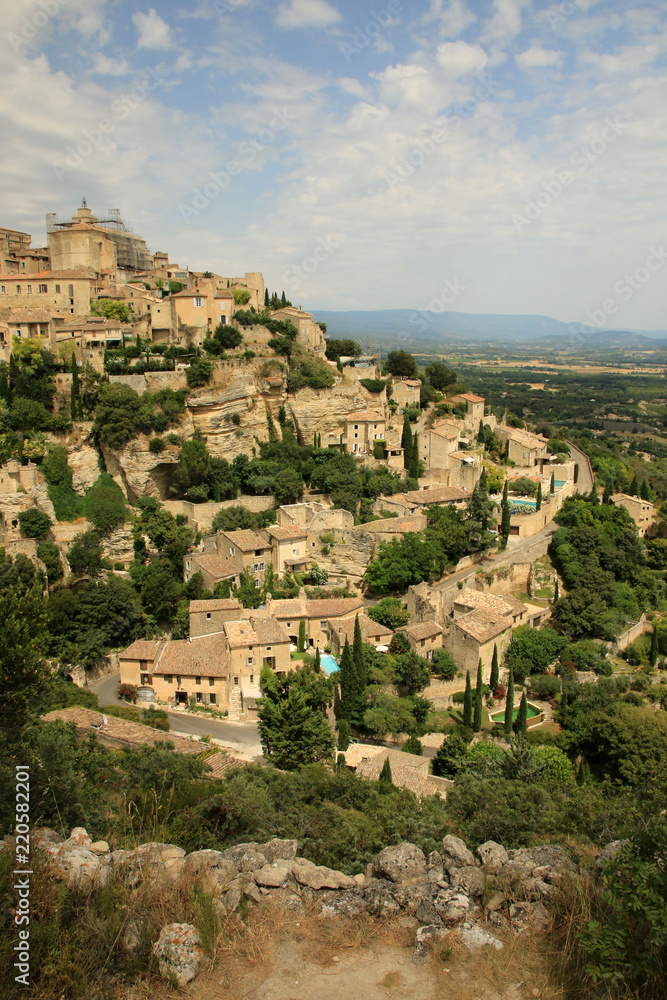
[311,309,667,352]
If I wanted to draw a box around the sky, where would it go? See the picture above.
[1,0,667,331]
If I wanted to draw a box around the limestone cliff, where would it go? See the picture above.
[288,384,386,447]
[101,436,182,502]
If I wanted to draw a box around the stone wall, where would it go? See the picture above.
[613,614,652,652]
[163,495,276,532]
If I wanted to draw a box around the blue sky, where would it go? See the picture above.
[2,0,667,330]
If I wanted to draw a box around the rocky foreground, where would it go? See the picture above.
[12,827,625,988]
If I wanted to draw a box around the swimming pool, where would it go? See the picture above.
[320,653,339,675]
[511,499,537,508]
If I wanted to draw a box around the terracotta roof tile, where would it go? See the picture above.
[221,529,270,551]
[398,621,443,641]
[189,599,242,613]
[264,524,308,541]
[346,409,385,422]
[455,588,527,618]
[329,614,393,643]
[188,552,243,581]
[454,608,511,644]
[405,486,467,504]
[154,636,230,677]
[119,640,164,661]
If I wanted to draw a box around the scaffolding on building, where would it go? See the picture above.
[46,208,153,272]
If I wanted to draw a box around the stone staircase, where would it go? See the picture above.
[227,689,244,723]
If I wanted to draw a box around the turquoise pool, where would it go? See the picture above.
[320,653,339,675]
[511,499,537,508]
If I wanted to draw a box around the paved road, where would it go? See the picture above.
[566,440,594,494]
[88,672,263,757]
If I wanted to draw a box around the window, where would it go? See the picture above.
[354,424,358,430]
[140,674,152,685]
[234,676,239,686]
[254,549,262,556]
[55,284,60,293]
[206,612,211,619]
[266,646,271,651]
[1,286,5,294]
[230,547,236,556]
[247,657,253,664]
[196,692,203,703]
[16,286,20,294]
[286,623,291,629]
[250,674,254,684]
[195,676,201,685]
[320,621,327,629]
[68,285,73,296]
[38,284,47,293]
[194,297,204,307]
[209,677,215,686]
[165,675,173,683]
[209,693,217,705]
[27,285,32,293]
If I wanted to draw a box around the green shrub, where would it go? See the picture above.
[84,474,126,534]
[529,674,561,699]
[149,437,165,453]
[18,508,52,539]
[41,446,84,521]
[186,356,213,388]
[67,531,103,576]
[232,288,252,305]
[36,541,63,584]
[359,379,386,393]
[167,433,180,445]
[117,683,138,703]
[114,561,125,571]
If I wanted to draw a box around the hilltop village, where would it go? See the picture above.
[3,204,667,1000]
[0,205,660,725]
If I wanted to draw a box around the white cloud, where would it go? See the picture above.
[423,0,477,38]
[436,41,488,77]
[176,53,193,71]
[132,9,174,49]
[91,54,132,76]
[275,0,341,30]
[516,45,564,71]
[480,0,523,45]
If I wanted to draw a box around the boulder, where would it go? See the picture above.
[458,922,503,951]
[510,845,576,875]
[435,892,473,926]
[596,840,628,870]
[477,841,508,869]
[363,880,402,917]
[253,864,292,888]
[184,850,238,892]
[152,923,205,987]
[90,841,110,856]
[510,901,550,933]
[123,843,186,885]
[262,838,299,864]
[374,843,428,885]
[441,835,475,869]
[457,866,485,898]
[414,896,443,927]
[121,921,143,956]
[221,843,267,872]
[292,862,356,891]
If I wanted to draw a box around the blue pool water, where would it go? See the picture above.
[511,499,537,508]
[554,480,566,488]
[320,653,339,675]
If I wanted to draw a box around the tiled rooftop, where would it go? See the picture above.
[398,620,443,641]
[189,598,242,614]
[405,486,468,504]
[119,640,164,661]
[154,636,230,677]
[188,552,243,581]
[329,614,393,643]
[454,607,511,644]
[264,524,308,541]
[455,588,527,618]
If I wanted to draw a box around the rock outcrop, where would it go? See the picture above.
[20,825,612,982]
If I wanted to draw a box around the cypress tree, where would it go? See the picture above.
[298,619,307,652]
[561,689,568,717]
[463,670,473,729]
[603,481,613,505]
[314,646,321,672]
[0,367,8,405]
[477,419,485,444]
[353,614,366,693]
[489,644,499,693]
[473,658,483,732]
[336,357,343,373]
[264,288,270,307]
[500,493,511,548]
[576,759,591,786]
[338,637,356,721]
[317,433,321,449]
[401,413,412,470]
[536,481,542,511]
[504,438,510,459]
[554,577,560,602]
[409,432,420,480]
[640,479,650,501]
[281,290,287,307]
[650,626,658,666]
[379,756,393,787]
[630,473,639,496]
[589,483,599,505]
[503,663,514,736]
[77,397,84,421]
[516,690,528,737]
[550,471,555,494]
[337,718,350,751]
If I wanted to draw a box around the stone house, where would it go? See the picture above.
[262,524,310,575]
[189,598,244,638]
[446,608,512,680]
[345,409,386,455]
[396,620,445,660]
[344,746,451,798]
[172,287,234,339]
[327,613,394,658]
[0,269,100,318]
[53,316,126,367]
[203,529,272,585]
[451,588,529,627]
[501,428,549,468]
[392,378,421,413]
[183,551,243,591]
[452,393,485,429]
[266,595,364,648]
[119,636,231,708]
[223,616,291,693]
[611,493,656,537]
[419,421,460,471]
[4,307,52,345]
